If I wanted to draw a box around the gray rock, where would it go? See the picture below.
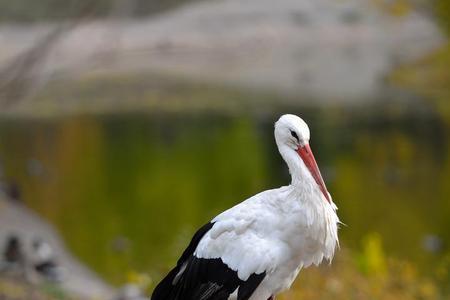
[0,194,115,299]
[0,0,445,103]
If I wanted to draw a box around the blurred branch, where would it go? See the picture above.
[0,26,65,107]
[0,1,110,109]
[0,0,201,22]
[0,0,204,110]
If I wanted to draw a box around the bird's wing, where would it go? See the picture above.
[151,222,213,300]
[196,206,283,281]
[151,219,269,300]
[152,192,281,300]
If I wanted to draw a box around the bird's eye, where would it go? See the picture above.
[290,130,299,142]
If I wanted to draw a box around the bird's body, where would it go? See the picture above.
[200,186,338,300]
[152,114,339,300]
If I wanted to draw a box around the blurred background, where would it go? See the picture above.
[0,0,449,299]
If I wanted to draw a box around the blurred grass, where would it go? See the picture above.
[0,275,76,300]
[280,244,450,300]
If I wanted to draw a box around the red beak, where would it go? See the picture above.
[297,144,330,203]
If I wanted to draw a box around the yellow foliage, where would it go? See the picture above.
[126,270,152,291]
[360,232,387,277]
[371,0,412,17]
[278,247,445,300]
[0,279,27,299]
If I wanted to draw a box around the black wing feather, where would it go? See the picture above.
[151,222,214,300]
[237,271,266,300]
[151,222,266,300]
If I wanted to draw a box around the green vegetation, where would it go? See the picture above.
[0,101,449,298]
[436,0,450,34]
[391,42,450,121]
[0,115,272,284]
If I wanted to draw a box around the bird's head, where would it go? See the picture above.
[275,114,330,203]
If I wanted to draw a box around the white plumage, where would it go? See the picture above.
[152,114,340,300]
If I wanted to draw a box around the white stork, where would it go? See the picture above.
[151,114,339,300]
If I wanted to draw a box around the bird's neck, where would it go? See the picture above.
[278,144,319,201]
[289,171,317,200]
